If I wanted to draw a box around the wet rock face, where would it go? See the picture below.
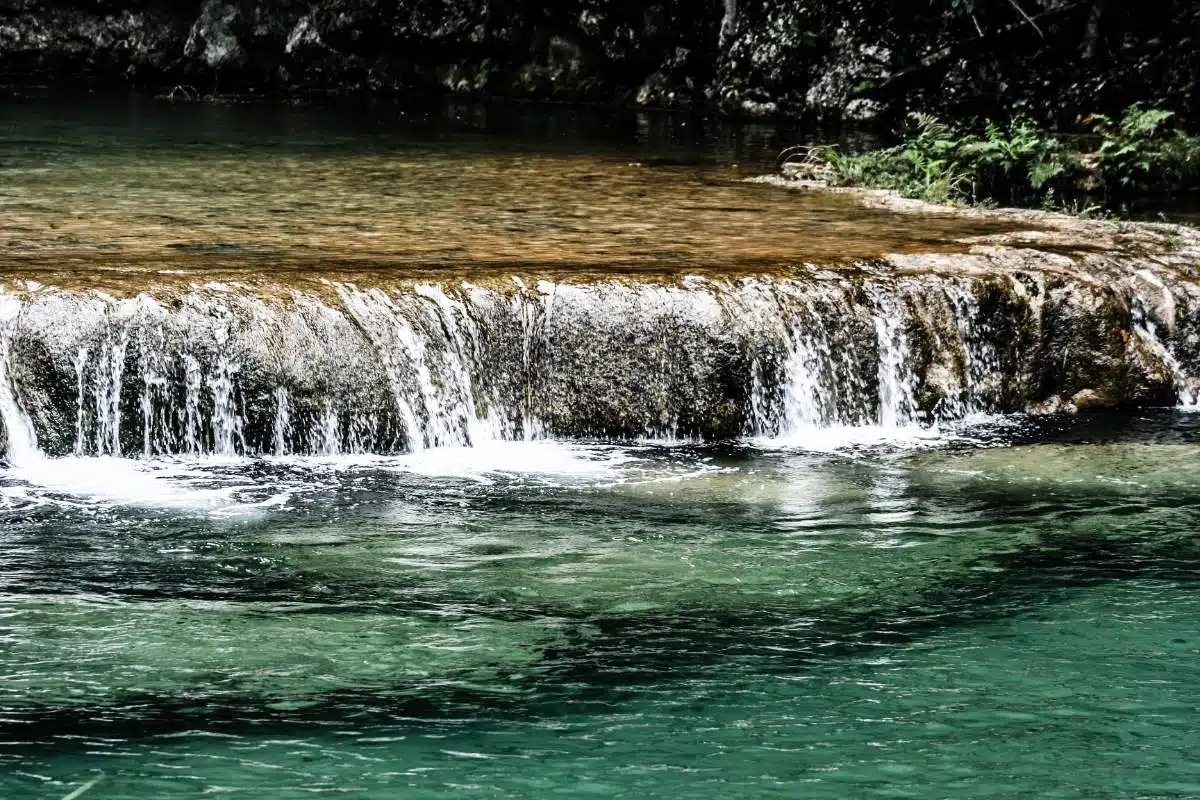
[0,259,1196,458]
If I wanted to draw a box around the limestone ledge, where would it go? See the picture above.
[0,191,1197,456]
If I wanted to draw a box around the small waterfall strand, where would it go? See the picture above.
[272,387,292,456]
[869,289,917,429]
[0,296,39,465]
[1132,290,1199,407]
[91,333,130,456]
[943,279,1002,416]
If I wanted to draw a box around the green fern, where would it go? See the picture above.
[779,105,1200,213]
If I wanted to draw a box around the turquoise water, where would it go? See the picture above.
[1,100,1198,798]
[2,413,1200,798]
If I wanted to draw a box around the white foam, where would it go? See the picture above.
[389,440,638,482]
[749,414,1029,454]
[3,456,277,517]
[749,424,942,453]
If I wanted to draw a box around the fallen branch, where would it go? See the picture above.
[1007,0,1045,38]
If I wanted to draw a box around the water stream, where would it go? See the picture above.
[1,101,1199,799]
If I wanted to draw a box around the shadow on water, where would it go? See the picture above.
[1,437,1197,750]
[0,94,816,168]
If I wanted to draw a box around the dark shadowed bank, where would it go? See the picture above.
[1,0,1197,124]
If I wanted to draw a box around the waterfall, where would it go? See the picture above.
[2,269,1199,461]
[209,355,243,456]
[0,298,39,466]
[413,283,507,445]
[272,387,292,456]
[182,354,204,455]
[778,328,830,431]
[73,347,88,456]
[91,333,129,456]
[1132,300,1199,408]
[942,279,1002,416]
[869,290,918,429]
[0,349,38,466]
[335,283,496,451]
[312,401,341,457]
[773,298,870,432]
[760,283,920,437]
[1131,271,1199,408]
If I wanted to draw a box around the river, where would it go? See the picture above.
[1,99,1199,799]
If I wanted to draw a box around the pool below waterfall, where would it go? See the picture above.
[2,100,1200,799]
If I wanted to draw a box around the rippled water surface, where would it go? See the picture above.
[2,412,1199,798]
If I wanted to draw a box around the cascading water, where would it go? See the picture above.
[209,354,243,456]
[182,353,204,454]
[1131,271,1200,408]
[0,299,39,467]
[413,282,508,445]
[941,279,1003,417]
[272,387,292,456]
[757,287,873,435]
[2,267,1200,463]
[334,283,511,451]
[869,289,918,429]
[72,346,88,456]
[752,278,1002,440]
[91,332,130,457]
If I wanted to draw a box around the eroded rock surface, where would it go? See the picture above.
[1,211,1198,457]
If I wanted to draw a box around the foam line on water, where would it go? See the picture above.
[388,440,641,482]
[749,414,1031,454]
[2,456,281,516]
[749,425,943,453]
[272,439,724,488]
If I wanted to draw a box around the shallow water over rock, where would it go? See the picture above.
[2,103,1199,457]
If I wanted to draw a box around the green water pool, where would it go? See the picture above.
[1,412,1198,798]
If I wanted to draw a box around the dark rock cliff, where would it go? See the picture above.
[1,1,1196,123]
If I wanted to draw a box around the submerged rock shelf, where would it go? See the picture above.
[2,212,1199,459]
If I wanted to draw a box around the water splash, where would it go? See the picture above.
[0,298,39,466]
[1131,279,1199,408]
[869,290,917,429]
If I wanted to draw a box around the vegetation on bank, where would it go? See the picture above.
[783,105,1200,214]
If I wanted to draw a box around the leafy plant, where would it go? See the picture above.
[784,104,1200,213]
[1089,104,1178,189]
